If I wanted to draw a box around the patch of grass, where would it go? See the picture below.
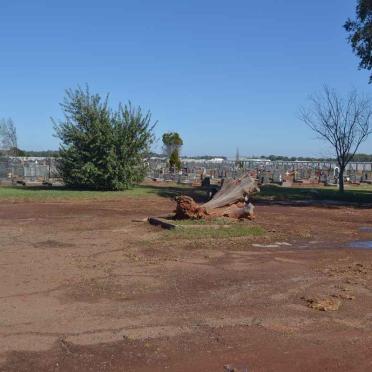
[173,217,234,226]
[165,224,265,239]
[0,185,148,202]
[5,181,370,204]
[255,184,372,204]
[0,183,208,202]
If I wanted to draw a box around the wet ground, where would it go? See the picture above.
[346,227,372,249]
[348,240,372,249]
[0,196,371,371]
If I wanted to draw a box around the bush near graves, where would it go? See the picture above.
[54,87,156,190]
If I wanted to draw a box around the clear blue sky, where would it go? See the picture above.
[0,0,371,157]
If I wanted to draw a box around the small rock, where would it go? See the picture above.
[332,293,355,300]
[303,297,342,311]
[224,365,248,372]
[252,244,279,248]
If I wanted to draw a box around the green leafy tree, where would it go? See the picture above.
[162,132,183,157]
[345,0,372,82]
[9,147,26,157]
[162,132,183,171]
[54,86,156,190]
[169,149,181,171]
[24,150,60,157]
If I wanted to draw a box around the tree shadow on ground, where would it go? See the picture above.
[3,183,211,203]
[137,184,209,203]
[5,183,372,206]
[253,184,372,206]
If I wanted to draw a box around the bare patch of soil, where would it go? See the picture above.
[34,239,76,249]
[0,195,371,371]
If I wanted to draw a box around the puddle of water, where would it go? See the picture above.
[359,227,372,233]
[347,240,372,249]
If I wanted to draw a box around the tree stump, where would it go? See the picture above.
[175,175,259,220]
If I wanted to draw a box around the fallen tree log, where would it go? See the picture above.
[175,175,259,220]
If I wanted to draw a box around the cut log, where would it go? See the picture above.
[175,175,259,220]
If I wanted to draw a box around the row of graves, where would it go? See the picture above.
[147,158,253,186]
[255,161,372,186]
[147,158,372,188]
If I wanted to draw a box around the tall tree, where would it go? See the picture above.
[344,0,372,82]
[0,118,18,156]
[235,147,240,163]
[300,87,372,192]
[162,132,183,157]
[162,132,183,172]
[54,86,156,190]
[169,148,181,171]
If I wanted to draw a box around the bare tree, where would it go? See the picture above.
[0,118,18,156]
[300,87,372,192]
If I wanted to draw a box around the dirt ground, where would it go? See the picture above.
[0,193,371,371]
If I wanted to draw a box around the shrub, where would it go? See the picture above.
[54,86,155,190]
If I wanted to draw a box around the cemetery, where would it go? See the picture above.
[0,177,372,371]
[149,157,372,187]
[2,142,371,371]
[1,1,372,370]
[3,156,372,188]
[1,141,372,368]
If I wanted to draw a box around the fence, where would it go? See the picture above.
[0,157,58,182]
